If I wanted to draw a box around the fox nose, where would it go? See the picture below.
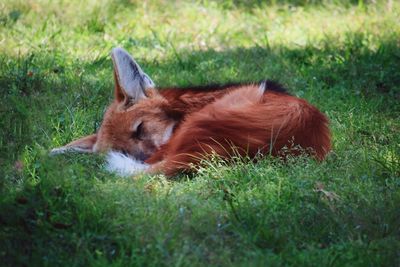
[136,151,149,162]
[121,150,149,162]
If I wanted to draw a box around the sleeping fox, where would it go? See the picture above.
[51,47,331,177]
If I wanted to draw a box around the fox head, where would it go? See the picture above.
[51,48,176,161]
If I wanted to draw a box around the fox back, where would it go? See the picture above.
[52,48,331,177]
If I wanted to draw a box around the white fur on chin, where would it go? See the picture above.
[105,151,149,177]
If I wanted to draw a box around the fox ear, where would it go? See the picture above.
[50,134,97,155]
[111,47,155,107]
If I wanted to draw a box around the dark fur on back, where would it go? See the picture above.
[158,80,289,95]
[158,80,290,122]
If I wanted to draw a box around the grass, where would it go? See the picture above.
[0,0,399,266]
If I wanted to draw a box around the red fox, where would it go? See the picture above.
[51,47,331,177]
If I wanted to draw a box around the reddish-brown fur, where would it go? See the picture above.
[146,85,331,176]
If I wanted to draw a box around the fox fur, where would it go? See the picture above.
[51,47,331,177]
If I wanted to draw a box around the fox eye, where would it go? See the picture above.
[132,121,144,140]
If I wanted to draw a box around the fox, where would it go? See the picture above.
[51,47,331,177]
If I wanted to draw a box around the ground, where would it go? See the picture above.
[0,0,399,266]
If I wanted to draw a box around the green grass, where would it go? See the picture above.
[1,0,399,266]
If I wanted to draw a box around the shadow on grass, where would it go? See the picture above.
[205,0,382,10]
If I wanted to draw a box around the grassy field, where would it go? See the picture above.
[1,0,399,266]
